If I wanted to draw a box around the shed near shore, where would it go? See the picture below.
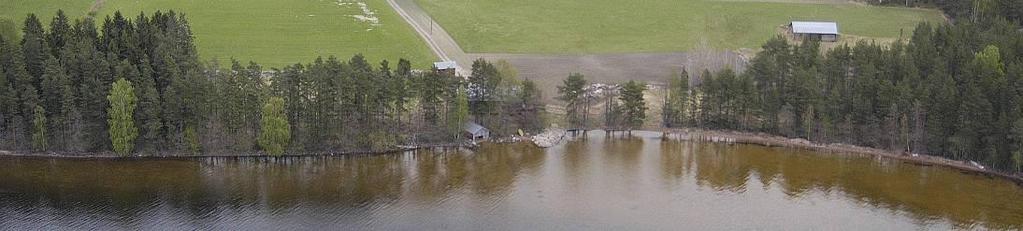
[790,21,839,42]
[464,122,490,142]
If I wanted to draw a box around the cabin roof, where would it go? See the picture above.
[464,122,488,134]
[434,61,457,70]
[791,21,839,35]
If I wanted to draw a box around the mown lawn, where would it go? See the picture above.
[0,0,94,30]
[0,0,436,67]
[0,0,94,21]
[414,0,946,53]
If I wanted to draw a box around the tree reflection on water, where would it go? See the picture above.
[0,132,1020,229]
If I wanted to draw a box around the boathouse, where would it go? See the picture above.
[464,122,490,142]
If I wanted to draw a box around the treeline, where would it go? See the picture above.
[664,19,1023,172]
[466,59,546,137]
[868,0,1022,25]
[557,74,648,132]
[0,10,544,156]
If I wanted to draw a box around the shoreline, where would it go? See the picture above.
[1,129,1020,186]
[662,128,1023,186]
[0,142,476,160]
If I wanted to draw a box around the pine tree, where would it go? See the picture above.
[39,57,66,118]
[47,10,71,57]
[31,105,46,152]
[698,70,717,127]
[557,73,587,129]
[517,79,544,133]
[272,63,305,151]
[134,59,162,151]
[2,35,35,121]
[786,68,818,136]
[395,59,413,119]
[258,97,290,156]
[107,78,138,156]
[664,69,689,128]
[21,14,50,83]
[62,36,112,151]
[20,85,41,147]
[926,62,957,154]
[620,81,648,131]
[0,40,15,149]
[60,80,81,151]
[468,58,501,120]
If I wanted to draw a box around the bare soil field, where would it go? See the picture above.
[476,51,748,102]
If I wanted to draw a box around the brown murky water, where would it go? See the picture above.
[1,131,1021,230]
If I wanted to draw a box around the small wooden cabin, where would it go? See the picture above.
[434,61,457,76]
[464,122,490,142]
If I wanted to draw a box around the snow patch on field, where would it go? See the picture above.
[334,0,381,29]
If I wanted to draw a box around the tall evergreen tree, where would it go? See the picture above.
[664,69,689,128]
[557,73,587,129]
[31,105,47,152]
[39,57,66,118]
[619,81,648,131]
[0,39,16,148]
[47,10,71,57]
[21,14,50,83]
[517,79,544,133]
[468,58,501,120]
[133,60,162,152]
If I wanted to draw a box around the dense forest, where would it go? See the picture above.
[0,10,543,156]
[655,9,1023,173]
[869,0,1022,25]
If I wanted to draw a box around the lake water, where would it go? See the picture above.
[1,131,1021,230]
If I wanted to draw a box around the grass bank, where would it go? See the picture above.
[415,0,944,53]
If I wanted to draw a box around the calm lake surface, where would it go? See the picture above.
[1,131,1021,230]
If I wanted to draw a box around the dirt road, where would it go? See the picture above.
[385,0,472,75]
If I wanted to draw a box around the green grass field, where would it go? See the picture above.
[0,0,436,67]
[0,0,94,42]
[0,0,94,24]
[414,0,946,53]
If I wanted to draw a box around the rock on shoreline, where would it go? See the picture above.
[532,129,567,148]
